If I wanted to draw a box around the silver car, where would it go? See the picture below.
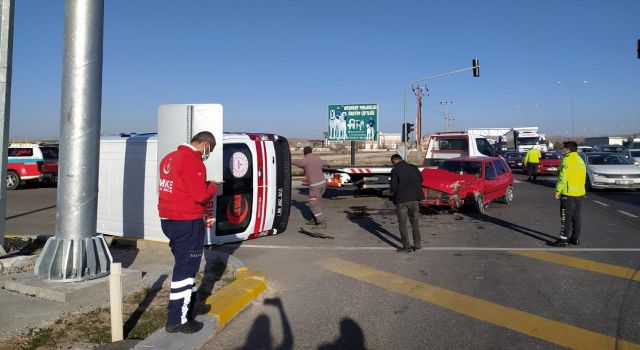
[621,149,640,166]
[580,152,640,190]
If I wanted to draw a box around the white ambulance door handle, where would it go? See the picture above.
[272,156,275,164]
[258,169,262,178]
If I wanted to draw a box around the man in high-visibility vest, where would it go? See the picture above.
[549,141,587,247]
[523,145,542,182]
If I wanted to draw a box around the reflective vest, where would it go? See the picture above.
[555,151,586,196]
[524,148,541,164]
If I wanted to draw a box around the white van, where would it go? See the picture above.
[97,132,291,245]
[423,132,495,167]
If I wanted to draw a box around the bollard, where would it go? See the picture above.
[109,262,123,342]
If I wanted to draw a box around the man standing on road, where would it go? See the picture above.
[293,146,328,229]
[550,141,586,247]
[390,154,423,253]
[158,131,219,333]
[524,146,542,182]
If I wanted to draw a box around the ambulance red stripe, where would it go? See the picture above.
[253,138,264,233]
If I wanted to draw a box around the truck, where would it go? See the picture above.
[96,104,292,245]
[500,127,548,152]
[323,131,495,191]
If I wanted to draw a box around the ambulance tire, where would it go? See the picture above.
[7,171,20,190]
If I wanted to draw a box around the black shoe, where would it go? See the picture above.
[569,238,580,246]
[188,303,211,320]
[548,239,569,247]
[165,320,204,334]
[413,246,422,251]
[396,248,412,253]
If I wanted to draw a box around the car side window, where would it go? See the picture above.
[492,160,507,175]
[485,163,496,180]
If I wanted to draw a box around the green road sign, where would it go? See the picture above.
[328,104,378,141]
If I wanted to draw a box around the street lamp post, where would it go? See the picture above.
[556,80,588,138]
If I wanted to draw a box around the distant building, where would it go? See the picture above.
[378,132,401,150]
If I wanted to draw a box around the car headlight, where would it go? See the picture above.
[592,173,602,177]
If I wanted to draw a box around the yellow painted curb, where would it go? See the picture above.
[205,269,266,327]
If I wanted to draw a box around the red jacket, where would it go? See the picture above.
[158,145,218,220]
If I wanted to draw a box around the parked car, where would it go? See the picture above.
[580,152,640,191]
[577,145,594,153]
[621,149,640,166]
[420,156,513,214]
[537,151,562,175]
[501,151,525,169]
[593,144,624,153]
[7,143,59,190]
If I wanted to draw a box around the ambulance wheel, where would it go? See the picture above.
[7,171,20,190]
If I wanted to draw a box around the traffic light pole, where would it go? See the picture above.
[402,59,480,163]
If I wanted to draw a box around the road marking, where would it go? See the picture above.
[321,258,640,350]
[592,200,610,207]
[617,210,639,218]
[237,244,640,252]
[512,251,640,282]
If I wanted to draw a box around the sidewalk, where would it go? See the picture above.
[0,236,265,350]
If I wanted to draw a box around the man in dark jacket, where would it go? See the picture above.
[390,154,423,253]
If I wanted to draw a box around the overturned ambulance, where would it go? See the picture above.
[97,104,291,245]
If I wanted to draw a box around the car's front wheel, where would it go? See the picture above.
[500,185,514,204]
[7,171,20,190]
[465,193,485,214]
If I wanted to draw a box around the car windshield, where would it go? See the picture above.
[541,152,560,160]
[439,161,482,177]
[434,138,468,151]
[504,153,522,159]
[518,137,539,145]
[586,154,628,165]
[40,147,59,160]
[600,146,622,152]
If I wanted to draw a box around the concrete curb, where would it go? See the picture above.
[132,250,266,350]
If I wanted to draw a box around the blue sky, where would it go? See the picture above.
[9,0,640,140]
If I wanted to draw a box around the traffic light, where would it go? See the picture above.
[472,58,480,77]
[407,123,415,136]
[401,122,407,142]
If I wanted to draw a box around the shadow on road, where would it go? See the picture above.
[5,205,57,220]
[344,206,401,248]
[318,318,366,350]
[237,297,293,350]
[237,298,366,350]
[466,213,557,244]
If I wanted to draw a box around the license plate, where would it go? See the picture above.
[615,180,632,185]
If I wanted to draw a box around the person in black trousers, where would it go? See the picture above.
[390,154,424,253]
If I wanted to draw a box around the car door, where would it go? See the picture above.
[492,159,511,196]
[483,162,502,202]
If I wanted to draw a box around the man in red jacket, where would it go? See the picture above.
[158,131,219,334]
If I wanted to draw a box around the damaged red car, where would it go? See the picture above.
[420,156,514,214]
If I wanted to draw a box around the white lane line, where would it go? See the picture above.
[592,200,610,207]
[235,245,640,252]
[617,210,639,218]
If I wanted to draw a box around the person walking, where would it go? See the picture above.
[293,146,328,229]
[158,131,220,333]
[549,141,586,247]
[390,154,423,253]
[523,146,542,182]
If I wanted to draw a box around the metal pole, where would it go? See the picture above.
[350,141,355,166]
[0,0,14,256]
[35,0,111,281]
[569,86,574,138]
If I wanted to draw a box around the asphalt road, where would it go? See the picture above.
[3,176,640,349]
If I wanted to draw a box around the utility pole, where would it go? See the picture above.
[0,0,14,256]
[441,101,453,132]
[413,85,427,160]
